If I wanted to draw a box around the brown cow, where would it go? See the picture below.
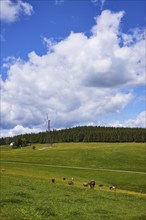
[83,182,89,187]
[98,184,104,187]
[68,181,74,186]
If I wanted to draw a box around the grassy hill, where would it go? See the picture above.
[0,143,146,220]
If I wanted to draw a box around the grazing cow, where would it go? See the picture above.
[68,181,74,186]
[83,182,89,187]
[63,177,66,181]
[98,184,104,187]
[109,185,116,190]
[51,178,55,183]
[89,180,95,189]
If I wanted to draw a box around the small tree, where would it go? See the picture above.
[14,138,22,148]
[21,137,27,147]
[12,137,27,148]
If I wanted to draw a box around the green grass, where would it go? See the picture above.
[1,143,146,172]
[1,172,146,220]
[0,142,146,220]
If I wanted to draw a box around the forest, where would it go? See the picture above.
[0,126,146,146]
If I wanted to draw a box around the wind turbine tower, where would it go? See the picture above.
[47,119,50,132]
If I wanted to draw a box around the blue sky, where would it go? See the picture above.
[0,0,145,137]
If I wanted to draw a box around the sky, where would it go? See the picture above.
[0,0,146,137]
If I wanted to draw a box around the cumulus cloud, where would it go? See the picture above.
[1,10,145,136]
[110,111,146,128]
[0,0,33,23]
[124,111,146,128]
[0,125,41,138]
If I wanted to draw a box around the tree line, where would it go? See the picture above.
[0,126,146,146]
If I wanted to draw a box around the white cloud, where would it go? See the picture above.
[124,111,146,128]
[91,0,106,9]
[0,125,41,138]
[0,0,33,23]
[55,0,64,5]
[110,111,146,128]
[42,37,56,52]
[1,10,145,136]
[122,28,145,47]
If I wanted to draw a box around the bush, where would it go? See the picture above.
[32,146,36,150]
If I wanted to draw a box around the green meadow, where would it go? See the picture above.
[0,143,146,220]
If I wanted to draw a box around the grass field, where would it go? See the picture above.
[0,142,146,220]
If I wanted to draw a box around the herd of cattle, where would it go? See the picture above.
[51,177,116,190]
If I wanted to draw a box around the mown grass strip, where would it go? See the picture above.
[1,160,146,175]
